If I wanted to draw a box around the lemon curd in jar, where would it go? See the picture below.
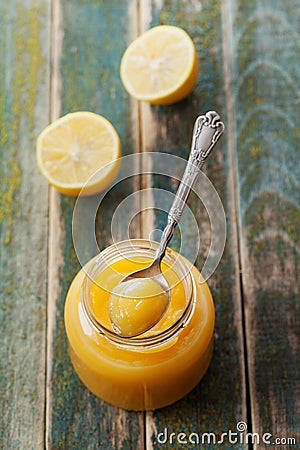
[64,240,215,410]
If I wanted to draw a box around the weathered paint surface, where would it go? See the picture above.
[0,1,50,448]
[139,1,246,448]
[46,0,144,449]
[230,0,300,442]
[1,0,299,448]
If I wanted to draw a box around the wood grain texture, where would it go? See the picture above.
[138,1,247,448]
[229,0,300,445]
[0,1,50,448]
[46,0,144,449]
[2,0,299,448]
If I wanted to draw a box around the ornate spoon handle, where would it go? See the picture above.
[154,111,225,263]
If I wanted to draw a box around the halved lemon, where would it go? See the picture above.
[120,25,198,105]
[36,111,121,196]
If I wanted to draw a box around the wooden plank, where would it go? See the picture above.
[138,1,247,447]
[228,0,300,445]
[46,0,145,448]
[0,1,50,448]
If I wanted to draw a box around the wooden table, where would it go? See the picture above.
[1,0,299,448]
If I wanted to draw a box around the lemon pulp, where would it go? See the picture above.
[120,25,198,105]
[36,111,121,196]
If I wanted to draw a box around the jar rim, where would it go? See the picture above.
[81,239,195,348]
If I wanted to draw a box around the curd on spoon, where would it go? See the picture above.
[109,277,169,337]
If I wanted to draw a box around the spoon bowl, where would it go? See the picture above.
[121,255,171,294]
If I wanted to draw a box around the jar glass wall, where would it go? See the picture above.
[64,239,215,410]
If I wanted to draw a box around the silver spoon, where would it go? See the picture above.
[110,111,224,336]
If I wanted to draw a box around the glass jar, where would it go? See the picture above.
[64,239,214,410]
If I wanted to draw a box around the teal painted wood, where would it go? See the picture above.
[230,0,300,442]
[2,1,297,448]
[47,1,144,449]
[0,1,51,448]
[138,1,247,448]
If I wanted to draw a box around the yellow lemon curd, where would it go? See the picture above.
[109,277,169,337]
[64,241,214,410]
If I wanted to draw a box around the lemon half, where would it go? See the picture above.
[36,111,121,196]
[120,25,198,105]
